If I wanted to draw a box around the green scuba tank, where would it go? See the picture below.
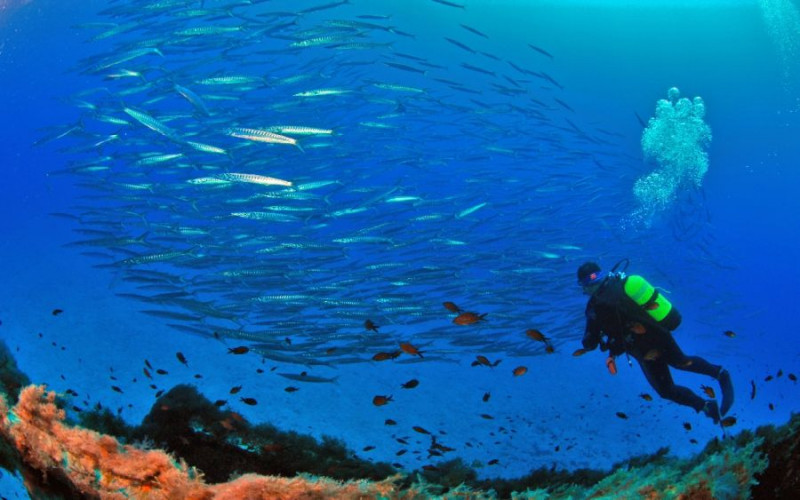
[622,275,682,331]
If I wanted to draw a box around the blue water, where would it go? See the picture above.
[1,0,799,497]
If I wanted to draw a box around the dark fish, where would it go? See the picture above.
[284,386,299,393]
[228,346,250,355]
[789,373,797,382]
[363,445,376,451]
[442,301,461,312]
[384,419,397,425]
[401,379,419,389]
[487,459,499,465]
[720,416,737,428]
[482,392,490,402]
[723,330,736,338]
[460,24,488,38]
[277,372,338,383]
[364,319,380,332]
[750,380,756,400]
[111,385,123,393]
[52,309,64,316]
[240,397,257,406]
[431,0,466,9]
[176,352,188,366]
[156,369,168,375]
[214,399,227,407]
[383,61,426,74]
[230,385,242,394]
[444,37,475,54]
[616,412,628,419]
[373,351,402,361]
[527,43,553,59]
[412,426,431,435]
[373,395,393,406]
[683,422,692,431]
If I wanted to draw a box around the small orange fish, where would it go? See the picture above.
[639,393,653,401]
[228,346,250,355]
[630,322,647,335]
[720,416,737,428]
[700,384,716,399]
[475,355,492,367]
[606,357,617,375]
[365,319,380,332]
[372,351,401,361]
[512,366,528,377]
[453,312,487,325]
[443,301,461,312]
[572,348,588,357]
[372,395,393,406]
[525,329,549,342]
[400,342,423,358]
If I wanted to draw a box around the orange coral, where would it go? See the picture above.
[0,385,404,499]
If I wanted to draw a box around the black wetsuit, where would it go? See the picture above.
[582,274,721,412]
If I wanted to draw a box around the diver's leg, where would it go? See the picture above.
[660,334,721,376]
[639,358,719,422]
[660,334,733,415]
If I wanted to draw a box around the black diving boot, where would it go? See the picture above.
[717,368,734,416]
[702,399,720,425]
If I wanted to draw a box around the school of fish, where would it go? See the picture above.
[47,0,658,369]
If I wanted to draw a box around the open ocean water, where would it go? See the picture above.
[1,0,799,497]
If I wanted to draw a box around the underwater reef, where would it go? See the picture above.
[0,339,798,499]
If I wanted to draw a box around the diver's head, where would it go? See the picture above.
[577,261,604,294]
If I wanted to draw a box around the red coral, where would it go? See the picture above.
[0,385,404,499]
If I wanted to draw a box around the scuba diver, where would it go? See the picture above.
[577,259,734,424]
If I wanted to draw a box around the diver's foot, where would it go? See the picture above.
[702,399,720,425]
[717,368,734,416]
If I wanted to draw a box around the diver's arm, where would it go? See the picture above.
[582,305,602,351]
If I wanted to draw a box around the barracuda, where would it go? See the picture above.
[455,202,487,219]
[293,88,351,97]
[123,108,177,139]
[217,172,292,187]
[265,125,333,136]
[196,75,263,85]
[225,127,299,148]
